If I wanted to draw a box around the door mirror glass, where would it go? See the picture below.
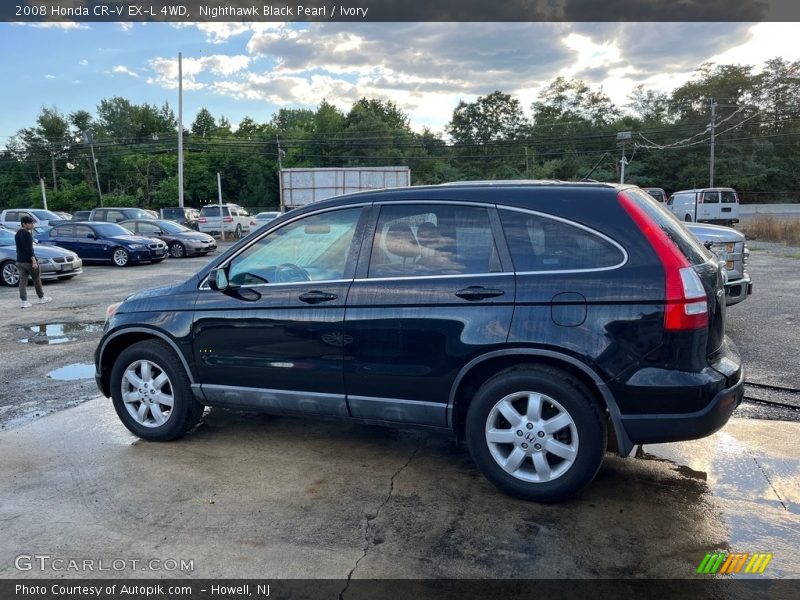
[209,268,229,291]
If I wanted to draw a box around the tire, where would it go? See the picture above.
[1,261,19,286]
[58,275,76,281]
[684,215,692,222]
[112,247,130,267]
[151,258,165,263]
[110,340,204,441]
[465,365,606,502]
[234,224,243,239]
[169,241,186,258]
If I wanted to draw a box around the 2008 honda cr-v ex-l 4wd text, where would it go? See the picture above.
[95,182,743,502]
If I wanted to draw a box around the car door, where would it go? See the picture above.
[193,205,367,416]
[47,224,76,252]
[342,202,515,427]
[136,221,164,244]
[73,224,106,260]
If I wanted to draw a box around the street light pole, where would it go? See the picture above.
[178,51,185,208]
[616,131,632,184]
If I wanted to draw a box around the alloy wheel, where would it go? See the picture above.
[121,359,174,428]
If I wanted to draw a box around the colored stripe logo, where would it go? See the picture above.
[697,552,773,574]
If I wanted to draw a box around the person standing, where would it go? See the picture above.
[15,215,52,309]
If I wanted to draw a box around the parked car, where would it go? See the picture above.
[0,208,64,229]
[119,219,217,258]
[88,207,157,223]
[249,211,283,231]
[54,211,72,220]
[667,188,740,225]
[198,204,251,238]
[641,187,667,203]
[72,210,92,220]
[37,221,167,267]
[685,222,752,306]
[95,182,742,502]
[161,207,200,231]
[0,228,82,286]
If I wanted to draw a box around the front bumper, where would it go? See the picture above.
[39,257,83,279]
[724,272,752,306]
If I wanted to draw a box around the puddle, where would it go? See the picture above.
[17,322,103,345]
[46,363,95,380]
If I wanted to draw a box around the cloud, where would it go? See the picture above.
[15,22,89,30]
[44,74,56,79]
[112,65,140,78]
[117,23,134,32]
[79,59,88,66]
[147,54,251,90]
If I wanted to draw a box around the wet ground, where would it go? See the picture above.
[0,238,798,579]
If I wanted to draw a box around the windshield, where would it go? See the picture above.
[93,223,132,237]
[30,210,61,220]
[159,220,191,233]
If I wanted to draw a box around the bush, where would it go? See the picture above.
[741,215,800,245]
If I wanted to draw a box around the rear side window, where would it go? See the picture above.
[500,209,625,272]
[622,189,712,265]
[368,204,502,278]
[53,225,74,237]
[721,190,738,204]
[702,191,720,204]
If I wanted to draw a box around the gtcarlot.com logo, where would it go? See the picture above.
[696,551,773,575]
[15,554,194,572]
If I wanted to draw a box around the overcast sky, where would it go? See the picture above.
[2,21,800,142]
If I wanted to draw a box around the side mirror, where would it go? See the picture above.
[208,267,229,291]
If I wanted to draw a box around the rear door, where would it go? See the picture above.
[720,189,739,222]
[343,202,514,427]
[697,190,720,222]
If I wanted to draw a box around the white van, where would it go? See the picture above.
[667,188,740,225]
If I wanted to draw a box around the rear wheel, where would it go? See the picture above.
[684,214,692,222]
[465,366,606,502]
[234,224,243,239]
[1,261,19,286]
[110,340,204,441]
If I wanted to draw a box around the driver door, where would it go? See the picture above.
[192,206,366,417]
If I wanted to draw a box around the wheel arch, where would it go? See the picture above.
[98,327,195,398]
[447,349,633,456]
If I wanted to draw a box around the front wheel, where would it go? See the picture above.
[112,247,130,267]
[465,366,606,502]
[110,340,204,441]
[169,241,186,258]
[234,224,243,239]
[684,214,693,222]
[1,261,19,286]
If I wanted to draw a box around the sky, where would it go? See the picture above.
[2,21,800,143]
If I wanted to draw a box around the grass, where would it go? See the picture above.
[740,215,800,245]
[784,253,800,260]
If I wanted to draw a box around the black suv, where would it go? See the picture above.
[161,207,200,230]
[95,182,743,502]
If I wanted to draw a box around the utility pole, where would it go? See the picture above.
[178,52,185,208]
[277,137,286,213]
[83,131,103,206]
[40,178,48,210]
[616,131,632,184]
[709,99,717,188]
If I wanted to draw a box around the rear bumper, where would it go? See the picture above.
[620,372,743,444]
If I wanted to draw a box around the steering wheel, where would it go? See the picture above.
[275,263,311,283]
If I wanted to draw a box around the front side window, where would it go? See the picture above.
[74,224,94,238]
[228,208,362,286]
[368,204,501,278]
[53,225,74,237]
[500,209,625,272]
[138,222,161,234]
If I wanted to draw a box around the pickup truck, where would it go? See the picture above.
[198,203,251,238]
[0,208,63,229]
[685,222,752,306]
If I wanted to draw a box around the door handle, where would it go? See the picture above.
[455,286,505,301]
[299,290,338,304]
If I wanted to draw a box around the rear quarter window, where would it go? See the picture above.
[200,206,230,217]
[499,209,625,272]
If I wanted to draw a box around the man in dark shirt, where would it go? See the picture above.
[15,215,52,308]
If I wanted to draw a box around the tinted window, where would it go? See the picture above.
[702,191,720,204]
[30,210,60,220]
[368,204,501,278]
[5,211,18,221]
[75,224,95,238]
[721,190,738,203]
[228,208,362,285]
[137,222,162,234]
[92,223,131,237]
[200,206,230,217]
[500,209,625,272]
[52,225,74,237]
[159,221,190,233]
[107,210,126,222]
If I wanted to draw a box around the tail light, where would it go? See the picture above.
[697,193,704,204]
[199,217,207,223]
[223,217,233,222]
[618,192,709,331]
[250,220,257,226]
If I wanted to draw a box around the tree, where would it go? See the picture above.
[191,108,217,138]
[447,91,526,145]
